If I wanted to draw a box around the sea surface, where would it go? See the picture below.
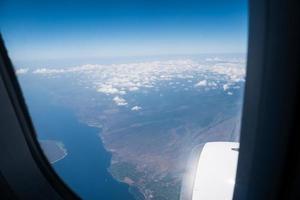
[22,86,134,200]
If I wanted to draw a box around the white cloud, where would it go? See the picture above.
[97,85,120,94]
[129,87,139,91]
[96,84,127,95]
[205,57,222,62]
[113,96,127,106]
[29,57,246,95]
[210,64,245,83]
[131,106,142,111]
[208,81,217,87]
[223,84,230,91]
[16,68,29,75]
[33,68,67,74]
[195,80,207,87]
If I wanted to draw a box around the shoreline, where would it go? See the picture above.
[95,129,146,200]
[51,151,68,164]
[39,140,68,164]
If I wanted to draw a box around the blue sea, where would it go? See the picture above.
[23,87,134,200]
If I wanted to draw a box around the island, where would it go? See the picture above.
[39,140,67,164]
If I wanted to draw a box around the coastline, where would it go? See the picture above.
[52,141,68,164]
[96,130,146,200]
[39,140,68,164]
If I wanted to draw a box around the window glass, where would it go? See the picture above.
[1,0,248,199]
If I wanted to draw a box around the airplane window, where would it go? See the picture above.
[0,0,248,199]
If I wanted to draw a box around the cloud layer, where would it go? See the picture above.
[18,56,246,107]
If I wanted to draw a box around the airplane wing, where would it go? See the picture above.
[180,142,239,200]
[192,142,239,200]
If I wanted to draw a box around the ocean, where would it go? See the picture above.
[23,87,134,200]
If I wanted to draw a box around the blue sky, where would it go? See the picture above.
[0,0,248,65]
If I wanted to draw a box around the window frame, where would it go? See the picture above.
[233,0,300,199]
